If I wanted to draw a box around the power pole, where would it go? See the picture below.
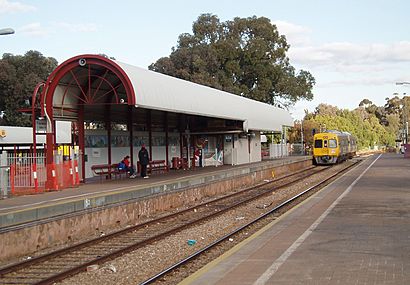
[301,120,304,154]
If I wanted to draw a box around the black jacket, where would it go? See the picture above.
[138,148,149,165]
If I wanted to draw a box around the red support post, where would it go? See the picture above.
[73,158,80,186]
[31,82,45,192]
[78,104,85,183]
[10,165,15,195]
[106,105,112,179]
[45,85,58,191]
[32,163,39,192]
[128,105,134,166]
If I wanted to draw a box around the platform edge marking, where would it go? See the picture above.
[253,154,382,285]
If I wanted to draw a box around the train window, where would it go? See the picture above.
[324,140,328,147]
[329,139,337,148]
[314,139,322,148]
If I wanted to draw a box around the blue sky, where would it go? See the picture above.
[1,0,409,120]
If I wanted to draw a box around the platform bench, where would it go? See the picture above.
[148,160,169,174]
[138,160,169,175]
[91,163,128,181]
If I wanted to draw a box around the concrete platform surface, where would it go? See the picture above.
[181,153,410,285]
[0,156,310,228]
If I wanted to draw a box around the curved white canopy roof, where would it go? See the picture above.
[116,61,293,132]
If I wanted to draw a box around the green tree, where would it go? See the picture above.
[382,94,410,141]
[0,51,57,126]
[149,14,315,108]
[384,95,402,115]
[358,98,384,123]
[314,103,340,117]
[304,104,396,150]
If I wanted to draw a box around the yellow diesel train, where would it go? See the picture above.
[313,130,357,165]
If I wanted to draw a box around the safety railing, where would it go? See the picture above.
[6,152,47,196]
[0,150,80,198]
[268,144,289,158]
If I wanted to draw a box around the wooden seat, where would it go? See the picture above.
[148,160,169,174]
[91,164,128,181]
[138,160,169,175]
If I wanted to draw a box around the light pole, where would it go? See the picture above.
[0,28,15,36]
[405,100,409,144]
[300,120,304,154]
[396,83,409,145]
[400,99,408,145]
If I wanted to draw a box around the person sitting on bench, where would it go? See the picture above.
[119,155,137,178]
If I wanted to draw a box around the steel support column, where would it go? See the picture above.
[128,105,134,165]
[78,104,85,182]
[106,105,112,178]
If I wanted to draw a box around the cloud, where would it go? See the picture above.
[53,22,98,33]
[19,23,48,36]
[274,21,410,75]
[278,21,410,117]
[273,20,311,45]
[18,21,98,37]
[320,77,398,88]
[0,0,35,13]
[289,41,410,71]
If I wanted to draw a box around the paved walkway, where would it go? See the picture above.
[181,153,410,285]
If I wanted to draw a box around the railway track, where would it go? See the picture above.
[139,159,362,285]
[0,164,339,285]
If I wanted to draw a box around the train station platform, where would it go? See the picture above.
[0,156,310,229]
[181,153,410,285]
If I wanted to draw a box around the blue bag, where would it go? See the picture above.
[118,161,126,170]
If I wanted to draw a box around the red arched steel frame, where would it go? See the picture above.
[41,55,136,187]
[60,73,123,107]
[44,55,135,110]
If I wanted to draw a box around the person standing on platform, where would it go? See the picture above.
[138,143,150,178]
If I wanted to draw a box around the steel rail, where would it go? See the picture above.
[0,165,316,274]
[0,165,326,285]
[139,160,362,285]
[0,165,317,234]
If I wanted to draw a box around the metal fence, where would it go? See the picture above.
[0,150,80,198]
[262,143,308,160]
[1,152,47,197]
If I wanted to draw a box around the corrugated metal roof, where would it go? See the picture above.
[116,61,293,132]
